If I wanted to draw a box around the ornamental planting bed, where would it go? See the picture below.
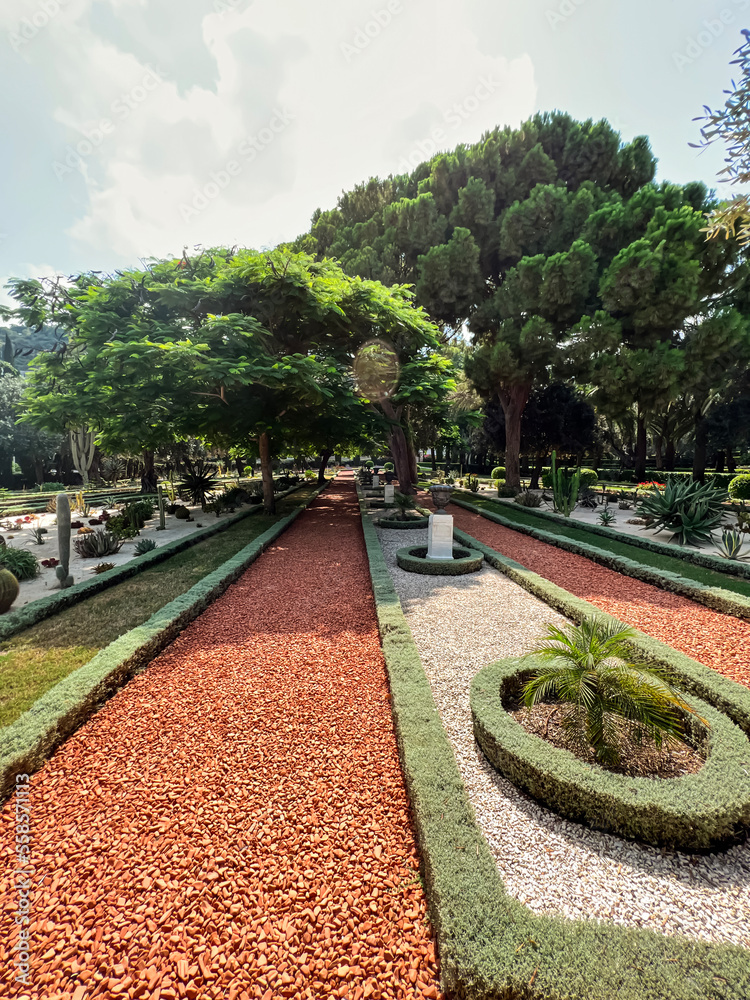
[0,479,442,1000]
[447,502,750,689]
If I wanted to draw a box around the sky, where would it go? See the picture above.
[1,0,748,301]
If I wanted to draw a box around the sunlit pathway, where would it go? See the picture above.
[449,500,750,688]
[0,476,442,1000]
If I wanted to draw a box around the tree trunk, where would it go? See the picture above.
[714,450,725,473]
[498,383,531,489]
[727,445,737,475]
[664,438,676,471]
[380,399,415,494]
[258,432,276,514]
[692,417,708,483]
[235,457,245,477]
[140,449,158,493]
[403,416,419,486]
[529,454,547,491]
[431,448,437,473]
[318,449,332,485]
[654,433,663,470]
[634,413,647,483]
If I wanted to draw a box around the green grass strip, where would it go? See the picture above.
[358,485,750,1000]
[452,491,750,587]
[0,484,326,794]
[449,494,750,622]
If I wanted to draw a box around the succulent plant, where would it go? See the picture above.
[0,568,20,613]
[92,562,116,574]
[56,492,74,588]
[133,538,157,556]
[174,506,192,521]
[73,529,123,558]
[715,528,750,560]
[514,490,544,508]
[598,508,617,526]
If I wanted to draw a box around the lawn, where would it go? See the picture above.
[0,488,316,727]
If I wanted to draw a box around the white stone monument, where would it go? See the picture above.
[427,512,454,559]
[372,474,380,486]
[384,484,395,505]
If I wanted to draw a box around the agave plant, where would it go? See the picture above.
[598,508,616,526]
[522,617,706,767]
[715,528,750,560]
[514,490,543,508]
[636,479,727,545]
[73,529,123,558]
[134,538,157,556]
[177,459,219,506]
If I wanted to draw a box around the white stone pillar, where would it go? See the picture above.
[372,474,380,486]
[427,513,454,559]
[384,484,395,504]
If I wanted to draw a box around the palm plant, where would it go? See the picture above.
[636,479,727,545]
[392,491,417,520]
[522,617,705,767]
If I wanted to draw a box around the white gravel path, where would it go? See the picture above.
[374,518,750,949]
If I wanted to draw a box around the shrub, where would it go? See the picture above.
[106,515,138,539]
[0,546,40,581]
[490,466,505,480]
[496,485,517,498]
[38,482,66,493]
[728,473,750,500]
[542,467,598,489]
[134,538,157,556]
[383,462,394,472]
[636,479,727,545]
[521,617,705,767]
[73,529,123,558]
[392,491,417,520]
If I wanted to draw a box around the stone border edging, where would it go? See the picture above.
[357,488,750,1000]
[375,516,430,529]
[452,527,750,739]
[451,491,750,581]
[0,484,309,643]
[472,659,750,852]
[0,482,328,801]
[449,495,750,622]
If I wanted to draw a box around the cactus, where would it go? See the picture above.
[0,568,19,613]
[550,451,580,517]
[55,492,74,588]
[156,486,166,530]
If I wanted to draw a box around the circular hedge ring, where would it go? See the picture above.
[396,545,483,576]
[471,657,750,852]
[376,516,430,530]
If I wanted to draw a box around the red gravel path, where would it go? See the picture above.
[1,479,443,1000]
[449,503,750,689]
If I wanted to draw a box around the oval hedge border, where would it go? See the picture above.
[472,657,750,852]
[375,516,430,530]
[396,544,483,576]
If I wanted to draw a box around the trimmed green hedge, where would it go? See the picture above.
[0,482,328,801]
[449,495,750,622]
[376,516,430,529]
[472,658,750,852]
[729,474,750,500]
[396,544,483,576]
[541,467,598,489]
[453,526,750,739]
[358,493,750,1000]
[0,484,309,644]
[452,492,750,582]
